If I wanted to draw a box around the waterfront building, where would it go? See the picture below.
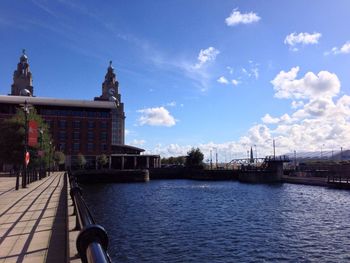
[0,51,160,170]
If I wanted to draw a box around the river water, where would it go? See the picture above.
[83,180,350,262]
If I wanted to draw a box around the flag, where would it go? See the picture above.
[25,151,30,166]
[28,120,38,147]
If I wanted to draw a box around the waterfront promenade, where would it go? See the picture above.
[0,172,69,263]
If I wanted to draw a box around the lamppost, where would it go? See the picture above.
[22,100,30,188]
[39,128,43,179]
[254,144,257,164]
[341,147,343,161]
[48,141,52,176]
[210,150,213,170]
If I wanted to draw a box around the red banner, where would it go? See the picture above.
[25,151,30,166]
[28,120,38,147]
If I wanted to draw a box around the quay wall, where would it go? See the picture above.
[72,169,149,183]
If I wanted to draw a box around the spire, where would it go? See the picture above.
[250,146,254,163]
[20,49,28,62]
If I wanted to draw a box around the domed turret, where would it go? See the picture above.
[10,49,34,96]
[20,49,28,63]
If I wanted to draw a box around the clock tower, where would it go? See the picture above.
[11,49,34,96]
[95,61,125,145]
[95,61,121,102]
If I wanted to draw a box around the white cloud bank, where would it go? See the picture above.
[137,107,176,127]
[148,67,350,159]
[225,9,261,26]
[284,32,321,51]
[271,66,340,100]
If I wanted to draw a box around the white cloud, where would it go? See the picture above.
[137,107,176,127]
[271,66,340,100]
[226,66,234,74]
[284,32,321,48]
[231,79,239,86]
[262,114,280,124]
[130,139,146,146]
[166,101,177,107]
[326,41,350,55]
[241,61,260,80]
[217,76,229,84]
[291,100,304,109]
[225,9,261,26]
[194,47,220,69]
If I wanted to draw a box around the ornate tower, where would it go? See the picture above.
[95,61,125,145]
[11,49,34,96]
[95,61,121,102]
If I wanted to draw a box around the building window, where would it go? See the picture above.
[87,132,94,141]
[73,120,81,129]
[73,143,80,152]
[73,132,80,140]
[87,111,96,118]
[101,144,107,151]
[100,132,107,141]
[100,111,109,118]
[88,121,95,129]
[72,110,84,117]
[87,143,94,152]
[59,131,66,141]
[101,121,108,129]
[59,120,67,129]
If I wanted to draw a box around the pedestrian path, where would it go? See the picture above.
[0,172,67,263]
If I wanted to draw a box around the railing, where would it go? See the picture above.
[68,172,112,263]
[327,174,350,184]
[16,168,48,190]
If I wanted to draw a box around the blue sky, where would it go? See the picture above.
[1,0,350,160]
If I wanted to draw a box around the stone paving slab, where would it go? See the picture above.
[0,172,68,263]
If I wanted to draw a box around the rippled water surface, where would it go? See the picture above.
[83,180,350,262]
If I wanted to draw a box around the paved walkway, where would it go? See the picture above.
[0,172,68,263]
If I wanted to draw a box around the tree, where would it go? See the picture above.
[185,148,204,169]
[97,154,108,169]
[77,153,86,169]
[54,151,65,170]
[0,108,52,169]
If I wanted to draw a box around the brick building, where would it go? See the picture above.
[0,51,160,169]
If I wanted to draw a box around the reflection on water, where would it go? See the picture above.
[82,180,350,262]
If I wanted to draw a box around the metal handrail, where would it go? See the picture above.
[68,172,112,263]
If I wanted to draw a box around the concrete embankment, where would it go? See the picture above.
[72,169,149,183]
[282,176,328,187]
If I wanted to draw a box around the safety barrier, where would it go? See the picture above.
[68,172,111,263]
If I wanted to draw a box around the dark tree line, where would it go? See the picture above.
[161,148,204,169]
